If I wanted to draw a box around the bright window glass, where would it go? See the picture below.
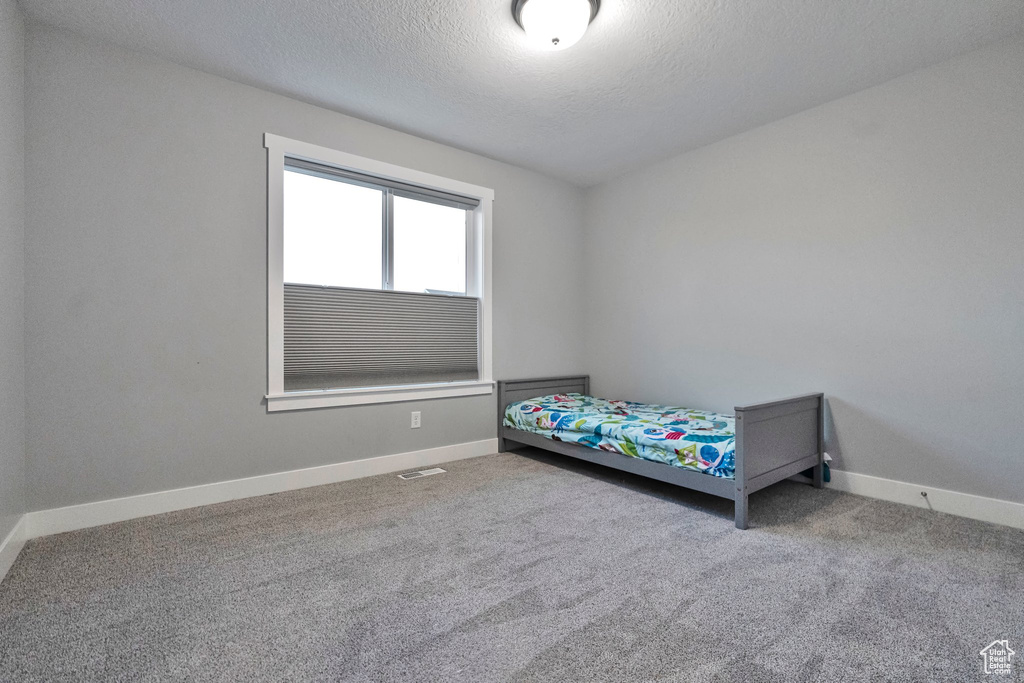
[283,170,382,289]
[392,196,467,295]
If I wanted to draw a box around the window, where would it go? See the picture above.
[265,134,494,411]
[392,197,467,295]
[283,170,383,289]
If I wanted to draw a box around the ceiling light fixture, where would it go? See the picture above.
[512,0,600,51]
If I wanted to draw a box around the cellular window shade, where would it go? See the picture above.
[283,283,480,391]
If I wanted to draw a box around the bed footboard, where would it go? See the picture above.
[733,393,824,529]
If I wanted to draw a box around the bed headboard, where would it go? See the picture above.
[496,375,590,432]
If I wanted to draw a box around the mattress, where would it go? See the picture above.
[503,393,736,479]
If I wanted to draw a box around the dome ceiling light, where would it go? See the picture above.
[512,0,600,51]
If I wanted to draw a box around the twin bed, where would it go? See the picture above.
[497,376,824,529]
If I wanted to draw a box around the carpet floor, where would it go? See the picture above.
[1,450,1022,682]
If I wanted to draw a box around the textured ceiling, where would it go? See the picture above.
[21,0,1024,185]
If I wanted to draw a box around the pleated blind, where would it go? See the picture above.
[283,283,480,391]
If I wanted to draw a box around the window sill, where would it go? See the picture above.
[265,380,494,412]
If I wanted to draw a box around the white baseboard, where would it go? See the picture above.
[25,438,498,540]
[23,443,1018,544]
[828,469,1024,530]
[0,515,27,585]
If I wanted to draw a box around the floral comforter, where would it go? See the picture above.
[504,393,736,479]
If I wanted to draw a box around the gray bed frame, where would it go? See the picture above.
[497,376,824,529]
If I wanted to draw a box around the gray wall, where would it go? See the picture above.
[24,26,586,510]
[0,0,26,540]
[583,38,1024,504]
[21,22,1023,513]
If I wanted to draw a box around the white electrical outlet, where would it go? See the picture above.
[411,411,421,429]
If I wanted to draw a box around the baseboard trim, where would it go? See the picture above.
[25,438,498,540]
[0,516,27,585]
[828,469,1024,530]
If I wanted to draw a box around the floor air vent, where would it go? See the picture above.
[397,467,446,480]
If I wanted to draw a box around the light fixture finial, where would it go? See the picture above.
[513,0,600,51]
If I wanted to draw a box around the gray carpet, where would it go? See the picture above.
[1,450,1022,682]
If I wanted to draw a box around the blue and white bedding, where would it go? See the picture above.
[504,393,736,479]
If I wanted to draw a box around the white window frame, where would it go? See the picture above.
[264,133,494,412]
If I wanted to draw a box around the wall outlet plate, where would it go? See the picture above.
[411,411,421,428]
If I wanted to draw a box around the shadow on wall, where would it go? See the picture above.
[823,398,842,469]
[824,396,996,500]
